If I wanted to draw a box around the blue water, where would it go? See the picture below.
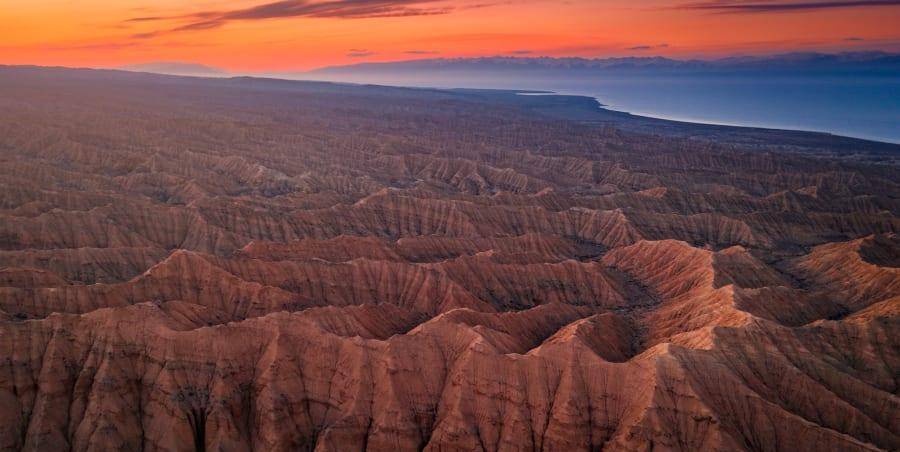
[529,75,900,144]
[311,72,900,143]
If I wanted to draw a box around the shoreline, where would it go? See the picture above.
[514,89,900,145]
[3,64,898,150]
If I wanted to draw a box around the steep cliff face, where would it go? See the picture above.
[0,67,898,451]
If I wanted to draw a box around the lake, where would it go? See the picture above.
[309,72,900,144]
[524,75,900,144]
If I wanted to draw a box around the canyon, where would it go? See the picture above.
[0,66,897,451]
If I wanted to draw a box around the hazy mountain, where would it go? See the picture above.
[295,52,900,143]
[121,61,229,78]
[306,52,900,79]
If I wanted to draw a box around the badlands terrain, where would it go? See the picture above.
[0,66,898,451]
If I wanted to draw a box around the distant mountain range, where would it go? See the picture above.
[110,53,899,143]
[118,52,900,82]
[306,52,900,79]
[120,62,228,78]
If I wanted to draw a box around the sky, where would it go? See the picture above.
[1,0,899,71]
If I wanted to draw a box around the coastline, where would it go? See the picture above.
[516,89,900,145]
[472,89,900,153]
[3,64,897,152]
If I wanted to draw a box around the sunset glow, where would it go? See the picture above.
[2,0,900,71]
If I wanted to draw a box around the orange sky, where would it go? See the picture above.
[2,0,899,71]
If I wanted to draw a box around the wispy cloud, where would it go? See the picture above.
[404,49,440,54]
[220,0,451,20]
[627,43,669,51]
[125,16,167,22]
[677,0,900,13]
[130,32,158,39]
[129,0,468,39]
[347,48,377,57]
[508,49,533,54]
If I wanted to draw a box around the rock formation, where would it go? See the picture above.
[0,66,897,451]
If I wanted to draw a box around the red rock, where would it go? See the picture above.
[0,66,897,451]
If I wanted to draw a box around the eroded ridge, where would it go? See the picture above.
[0,67,898,451]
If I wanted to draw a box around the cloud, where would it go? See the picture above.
[129,0,467,39]
[508,49,533,54]
[125,16,166,22]
[845,37,866,41]
[627,43,669,51]
[221,0,452,20]
[347,48,377,57]
[173,20,226,31]
[677,0,900,13]
[131,31,163,39]
[404,50,440,54]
